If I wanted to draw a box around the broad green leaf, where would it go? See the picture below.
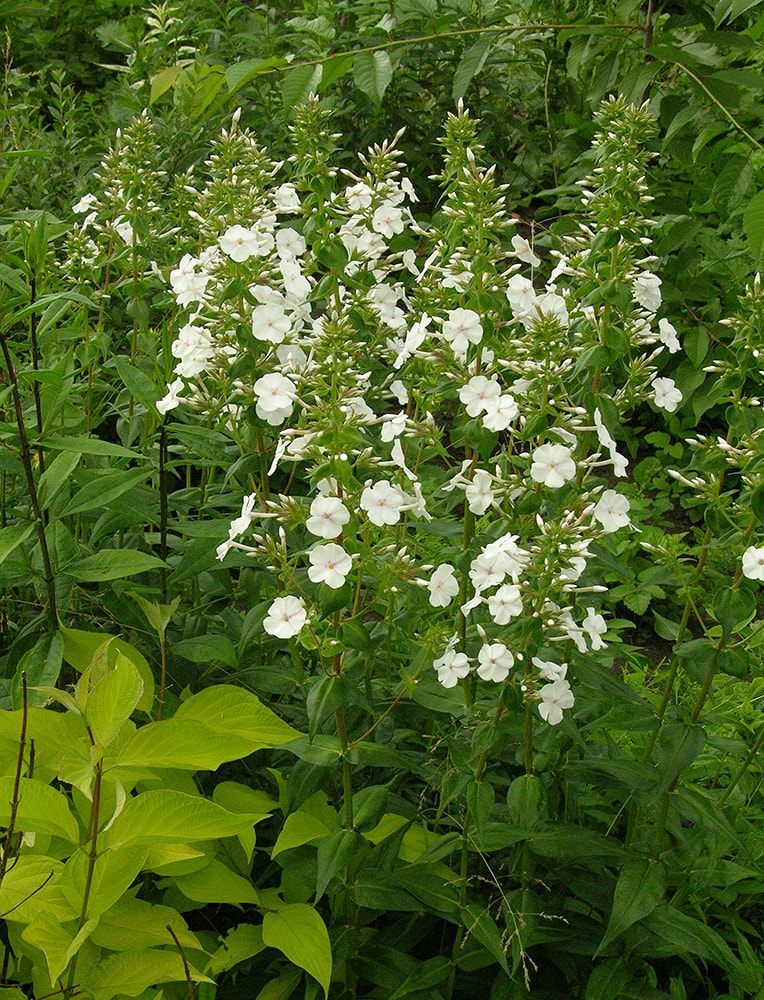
[102,789,261,849]
[452,37,491,103]
[149,63,183,103]
[262,904,332,999]
[0,856,74,922]
[505,774,545,830]
[353,50,393,104]
[584,957,629,1000]
[527,825,626,862]
[114,357,161,411]
[461,903,510,974]
[62,549,167,583]
[0,521,34,566]
[252,969,302,1000]
[86,655,143,748]
[743,189,764,258]
[21,914,96,984]
[207,923,266,976]
[315,830,366,904]
[655,722,706,791]
[226,56,285,93]
[318,53,354,91]
[713,585,756,640]
[466,779,494,843]
[174,684,301,749]
[89,893,201,952]
[87,948,213,1000]
[389,956,451,1000]
[644,904,748,982]
[213,781,278,817]
[596,859,665,955]
[0,775,78,842]
[38,449,81,510]
[45,436,139,459]
[171,858,260,904]
[61,467,151,517]
[127,592,180,641]
[61,627,154,713]
[12,629,64,708]
[272,808,333,857]
[281,64,322,108]
[174,634,237,667]
[115,718,262,771]
[61,844,147,919]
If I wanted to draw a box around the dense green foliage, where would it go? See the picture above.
[1,2,764,999]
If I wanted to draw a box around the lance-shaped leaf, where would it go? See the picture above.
[263,903,332,999]
[86,655,144,748]
[21,914,97,984]
[87,948,213,1000]
[173,684,302,750]
[0,775,79,843]
[61,844,147,920]
[595,859,665,955]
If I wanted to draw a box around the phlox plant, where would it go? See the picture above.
[2,91,764,999]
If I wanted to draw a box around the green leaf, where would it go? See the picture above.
[86,654,144,748]
[281,64,322,108]
[0,520,35,566]
[12,629,64,708]
[743,189,764,258]
[87,948,213,1000]
[584,957,629,1000]
[102,789,262,849]
[318,53,354,91]
[149,63,183,103]
[262,904,332,999]
[127,592,180,641]
[466,779,494,844]
[389,956,451,1000]
[654,722,706,791]
[174,633,238,667]
[0,856,73,923]
[21,914,96,984]
[0,775,78,842]
[114,357,161,411]
[462,903,510,974]
[38,449,81,510]
[315,830,365,903]
[171,858,260,903]
[61,845,147,920]
[115,718,263,771]
[61,628,154,713]
[226,56,286,93]
[713,585,756,640]
[45,436,139,459]
[174,684,302,748]
[353,50,393,104]
[272,808,333,857]
[643,904,748,982]
[452,37,491,103]
[207,923,266,976]
[596,859,665,955]
[62,549,167,582]
[89,894,201,952]
[505,774,545,830]
[61,467,151,517]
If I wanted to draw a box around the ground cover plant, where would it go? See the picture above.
[2,2,764,999]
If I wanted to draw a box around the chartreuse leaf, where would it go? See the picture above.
[272,809,334,858]
[596,859,665,955]
[170,858,260,904]
[20,914,97,984]
[61,467,151,518]
[173,684,302,749]
[89,893,201,952]
[207,924,265,976]
[262,904,332,1000]
[86,654,144,748]
[149,63,183,103]
[102,789,264,849]
[61,628,154,713]
[61,844,147,920]
[0,775,78,842]
[86,948,213,1000]
[0,857,75,923]
[38,448,81,509]
[114,718,254,771]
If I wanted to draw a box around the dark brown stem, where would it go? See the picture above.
[166,925,195,1000]
[0,673,28,887]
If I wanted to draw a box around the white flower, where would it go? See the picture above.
[380,411,407,442]
[658,317,680,353]
[427,564,459,608]
[633,272,662,313]
[263,596,308,639]
[534,291,569,328]
[276,227,306,259]
[582,607,607,650]
[229,493,258,538]
[538,678,574,725]
[360,480,405,526]
[252,303,291,343]
[506,274,537,317]
[434,638,470,689]
[593,490,631,533]
[156,378,184,416]
[393,313,430,369]
[73,193,98,214]
[477,643,514,683]
[742,545,764,581]
[114,219,134,245]
[170,254,210,306]
[219,225,262,262]
[533,658,567,682]
[442,308,483,356]
[254,373,296,425]
[482,394,518,432]
[308,543,352,589]
[530,443,576,488]
[511,234,541,267]
[371,202,406,238]
[389,379,409,405]
[345,182,373,212]
[459,376,500,417]
[281,259,311,305]
[306,496,350,539]
[465,470,495,515]
[274,184,301,212]
[651,377,682,413]
[469,551,508,592]
[487,584,522,625]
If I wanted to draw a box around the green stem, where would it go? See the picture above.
[718,723,764,806]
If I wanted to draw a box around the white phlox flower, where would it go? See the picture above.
[252,303,291,343]
[427,564,459,608]
[114,219,135,245]
[157,378,185,416]
[487,583,523,625]
[506,274,537,319]
[582,607,608,650]
[477,642,514,683]
[273,184,301,212]
[593,408,628,478]
[394,313,430,369]
[593,490,631,533]
[380,411,408,442]
[276,227,306,259]
[308,543,352,589]
[390,439,417,482]
[533,658,567,682]
[633,271,662,313]
[459,375,501,417]
[433,637,470,689]
[218,224,265,261]
[306,495,350,539]
[263,595,308,638]
[360,480,406,526]
[465,469,496,515]
[254,373,296,425]
[651,376,682,413]
[371,202,406,238]
[742,545,764,581]
[482,533,530,582]
[442,307,483,357]
[73,193,98,214]
[216,493,258,560]
[538,678,575,725]
[171,323,215,379]
[511,234,541,267]
[658,317,681,353]
[482,394,518,432]
[532,290,568,329]
[530,443,576,488]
